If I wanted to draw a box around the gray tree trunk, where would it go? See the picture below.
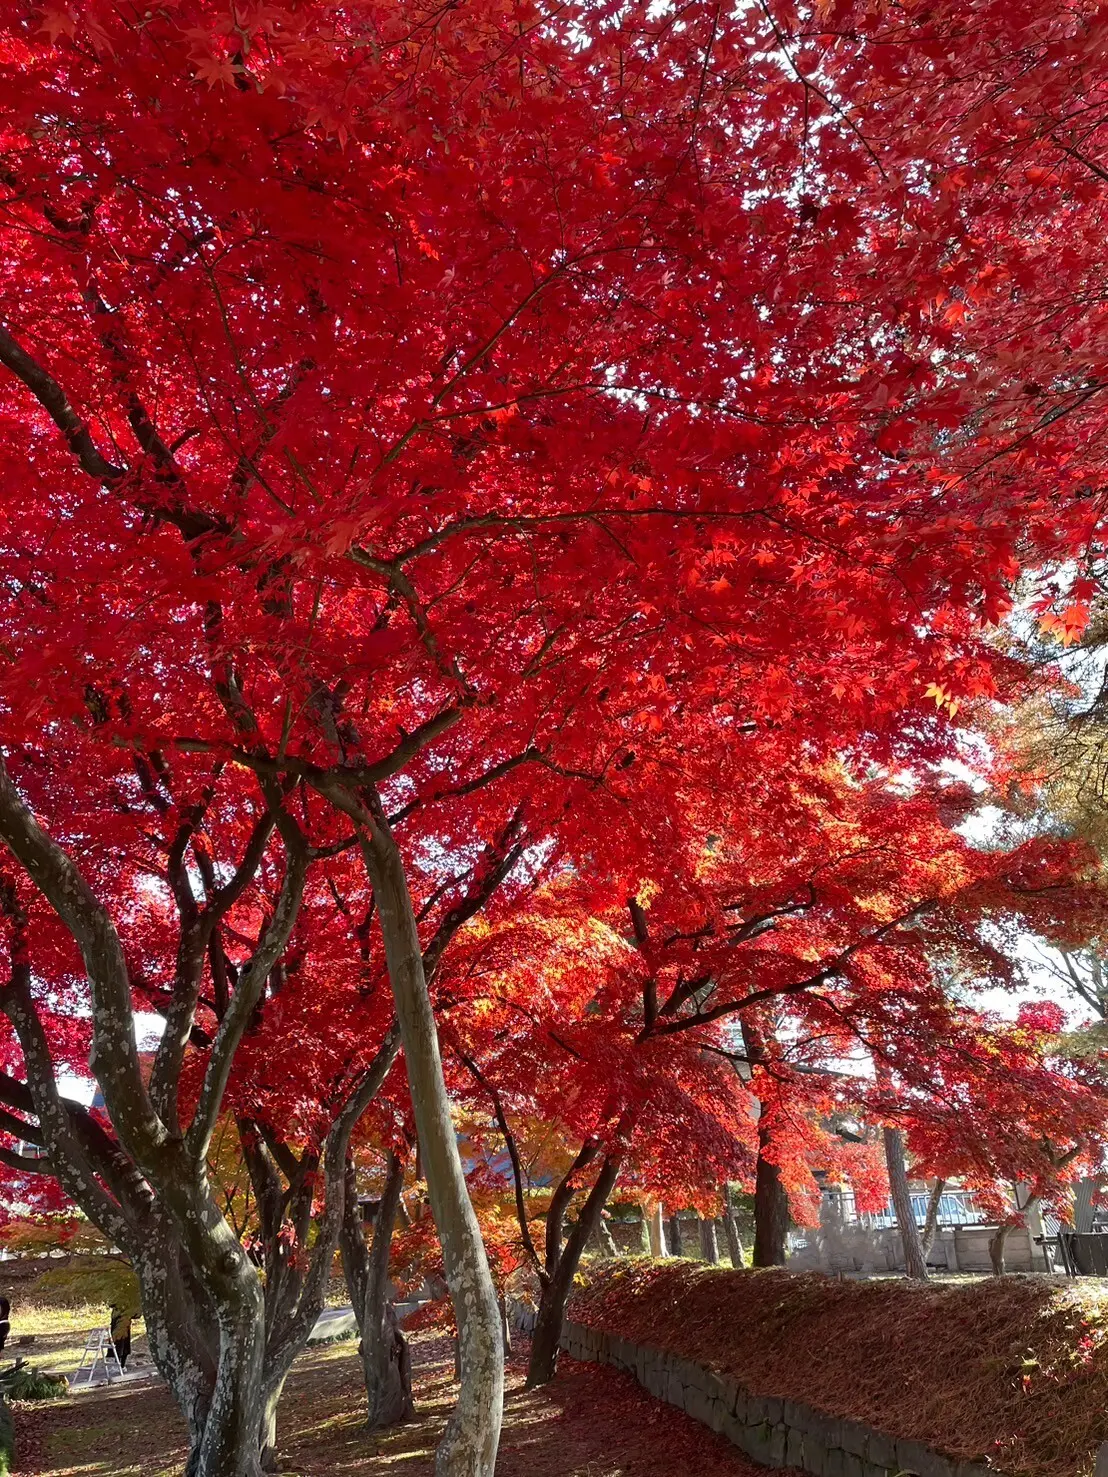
[361,1152,414,1427]
[134,1226,218,1469]
[258,1379,285,1473]
[988,1222,1012,1275]
[353,814,502,1476]
[526,1155,621,1387]
[883,1126,928,1281]
[920,1179,946,1259]
[699,1217,720,1263]
[646,1204,667,1257]
[589,1216,618,1257]
[667,1213,684,1256]
[721,1188,744,1267]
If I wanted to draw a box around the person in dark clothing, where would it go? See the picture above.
[108,1305,132,1371]
[0,1298,9,1353]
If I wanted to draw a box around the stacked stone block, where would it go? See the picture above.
[558,1317,1003,1477]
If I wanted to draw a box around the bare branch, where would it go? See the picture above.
[458,1050,541,1274]
[649,902,935,1037]
[0,321,123,482]
[185,813,309,1160]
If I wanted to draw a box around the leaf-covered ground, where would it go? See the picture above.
[570,1260,1108,1477]
[14,1330,774,1477]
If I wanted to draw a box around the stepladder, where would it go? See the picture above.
[74,1327,124,1385]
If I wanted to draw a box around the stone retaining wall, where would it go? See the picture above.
[558,1317,1000,1477]
[507,1299,537,1336]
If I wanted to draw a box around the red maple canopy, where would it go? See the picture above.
[1,2,1108,1473]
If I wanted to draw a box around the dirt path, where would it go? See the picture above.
[17,1333,777,1477]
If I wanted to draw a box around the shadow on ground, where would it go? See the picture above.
[17,1331,777,1477]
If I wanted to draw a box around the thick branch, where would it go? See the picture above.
[544,1140,599,1275]
[185,817,308,1160]
[458,1051,541,1274]
[0,956,135,1248]
[0,1105,43,1145]
[0,754,165,1165]
[628,897,657,1032]
[150,806,276,1130]
[0,1144,54,1172]
[0,321,124,482]
[649,904,934,1037]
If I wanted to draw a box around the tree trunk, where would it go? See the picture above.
[526,1154,621,1388]
[70,1179,267,1477]
[589,1216,617,1257]
[362,1152,414,1428]
[920,1179,946,1259]
[988,1222,1012,1275]
[699,1216,719,1264]
[646,1203,667,1257]
[195,1273,267,1477]
[721,1188,744,1268]
[134,1227,218,1468]
[883,1126,927,1281]
[258,1377,285,1473]
[743,1024,789,1269]
[354,816,502,1476]
[752,1141,789,1267]
[339,1157,369,1329]
[636,1210,651,1255]
[667,1213,684,1256]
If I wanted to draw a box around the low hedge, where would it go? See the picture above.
[567,1258,1108,1477]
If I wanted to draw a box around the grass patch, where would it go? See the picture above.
[10,1258,139,1317]
[0,1257,146,1376]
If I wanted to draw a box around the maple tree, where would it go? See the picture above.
[892,1000,1108,1269]
[433,756,1108,1377]
[3,2,1108,1475]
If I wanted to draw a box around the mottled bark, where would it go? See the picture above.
[200,1280,267,1477]
[883,1126,927,1281]
[134,1226,218,1466]
[0,758,296,1477]
[358,1152,414,1428]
